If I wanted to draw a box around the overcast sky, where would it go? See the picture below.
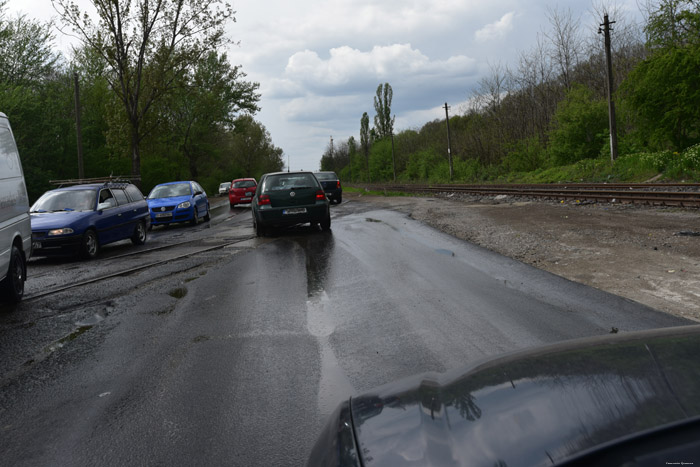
[7,0,644,172]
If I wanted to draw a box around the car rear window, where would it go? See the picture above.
[314,172,338,181]
[263,174,318,191]
[233,180,256,188]
[125,185,145,202]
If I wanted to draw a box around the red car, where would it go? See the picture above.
[228,178,258,207]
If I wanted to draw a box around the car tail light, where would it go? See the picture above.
[258,195,271,206]
[337,180,341,188]
[316,190,326,201]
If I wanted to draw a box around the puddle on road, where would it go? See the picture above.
[297,235,335,298]
[45,325,92,353]
[307,291,355,416]
[168,287,188,299]
[435,248,455,257]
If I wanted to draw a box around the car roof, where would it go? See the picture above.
[51,182,132,191]
[154,181,193,186]
[263,171,311,177]
[232,178,256,181]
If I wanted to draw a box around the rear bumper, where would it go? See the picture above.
[323,188,342,200]
[257,203,328,227]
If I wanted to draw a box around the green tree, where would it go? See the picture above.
[548,84,609,164]
[373,83,394,139]
[53,0,234,185]
[0,11,59,85]
[157,51,260,179]
[360,112,371,181]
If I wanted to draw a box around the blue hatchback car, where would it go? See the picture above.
[30,181,150,259]
[147,181,210,228]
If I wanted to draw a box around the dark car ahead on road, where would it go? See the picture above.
[251,171,330,236]
[30,181,149,259]
[228,178,257,207]
[314,171,342,204]
[308,324,700,467]
[147,181,210,228]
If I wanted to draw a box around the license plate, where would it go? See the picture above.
[155,212,172,218]
[32,241,42,250]
[241,197,251,201]
[283,208,307,215]
[245,192,252,196]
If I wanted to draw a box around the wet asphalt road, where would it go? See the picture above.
[0,196,690,466]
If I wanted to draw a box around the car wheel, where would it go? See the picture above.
[204,204,210,222]
[230,203,235,209]
[80,230,99,259]
[321,211,331,231]
[337,196,342,204]
[254,217,265,237]
[1,245,25,303]
[191,207,199,226]
[131,221,147,245]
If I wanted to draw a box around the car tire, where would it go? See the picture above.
[131,221,147,245]
[254,217,265,237]
[337,196,342,204]
[204,204,210,222]
[1,245,25,303]
[80,230,99,259]
[191,207,199,226]
[230,203,235,209]
[321,211,331,231]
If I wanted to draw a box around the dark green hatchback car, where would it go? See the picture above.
[251,171,331,236]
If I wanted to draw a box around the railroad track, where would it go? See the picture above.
[355,183,700,207]
[24,235,255,302]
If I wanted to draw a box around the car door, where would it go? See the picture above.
[192,182,207,216]
[111,188,135,239]
[94,188,121,244]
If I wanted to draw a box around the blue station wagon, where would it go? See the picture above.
[30,182,150,259]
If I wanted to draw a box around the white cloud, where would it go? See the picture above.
[475,11,516,42]
[282,44,477,95]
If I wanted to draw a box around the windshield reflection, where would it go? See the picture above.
[351,335,700,466]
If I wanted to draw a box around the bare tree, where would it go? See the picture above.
[52,0,234,183]
[545,6,583,91]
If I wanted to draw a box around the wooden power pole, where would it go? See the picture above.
[73,72,85,179]
[600,14,618,162]
[444,103,454,180]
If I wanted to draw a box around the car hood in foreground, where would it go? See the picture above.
[30,211,93,230]
[147,195,192,208]
[309,324,700,466]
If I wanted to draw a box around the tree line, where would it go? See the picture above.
[0,0,284,202]
[321,0,700,183]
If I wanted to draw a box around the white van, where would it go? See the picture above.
[0,112,31,302]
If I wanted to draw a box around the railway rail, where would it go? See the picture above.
[354,182,700,207]
[24,235,254,302]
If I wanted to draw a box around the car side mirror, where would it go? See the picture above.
[98,202,111,210]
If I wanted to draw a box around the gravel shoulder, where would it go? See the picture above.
[347,191,700,322]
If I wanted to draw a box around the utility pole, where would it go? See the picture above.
[390,122,396,181]
[330,136,334,171]
[599,14,618,162]
[287,154,290,172]
[444,102,454,180]
[73,72,84,179]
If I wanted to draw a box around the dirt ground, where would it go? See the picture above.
[347,190,700,322]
